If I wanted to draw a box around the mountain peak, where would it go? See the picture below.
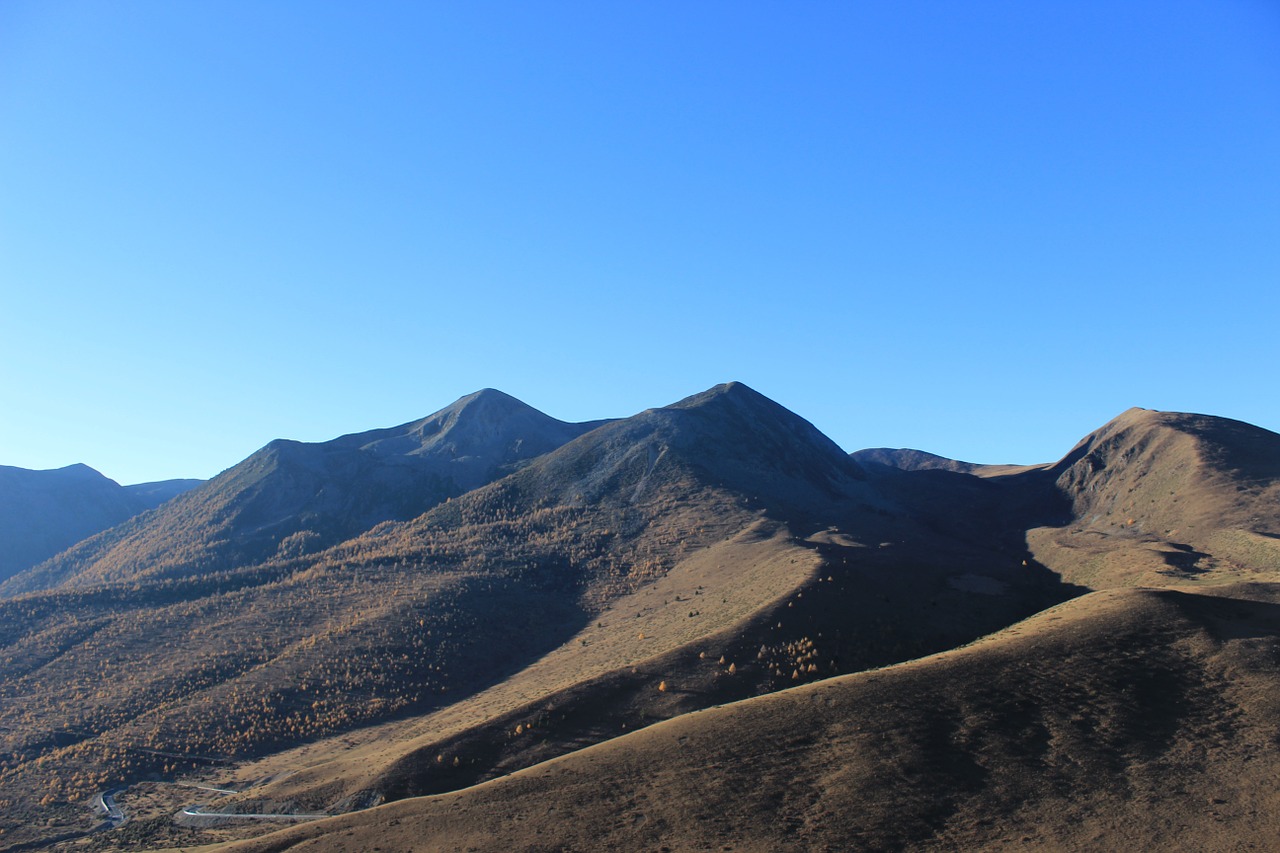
[453,387,529,410]
[653,381,869,507]
[48,462,112,482]
[851,448,979,475]
[1107,406,1162,427]
[0,463,142,585]
[434,388,553,428]
[1,388,614,595]
[668,381,764,411]
[1057,406,1279,472]
[320,389,558,456]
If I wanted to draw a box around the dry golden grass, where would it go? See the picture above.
[200,582,1280,853]
[203,520,818,811]
[1021,409,1280,590]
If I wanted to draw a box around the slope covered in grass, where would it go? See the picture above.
[214,583,1280,853]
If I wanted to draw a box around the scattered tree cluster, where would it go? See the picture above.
[0,467,748,813]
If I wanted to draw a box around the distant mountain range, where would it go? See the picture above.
[0,389,606,596]
[0,463,200,584]
[1,384,1277,853]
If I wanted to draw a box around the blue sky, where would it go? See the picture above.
[2,1,1277,484]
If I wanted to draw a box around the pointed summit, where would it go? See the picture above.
[332,388,606,487]
[47,462,114,482]
[501,382,870,523]
[0,463,140,584]
[665,381,865,487]
[667,380,763,409]
[1,391,607,595]
[421,388,546,429]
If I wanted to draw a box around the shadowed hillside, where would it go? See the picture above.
[852,446,982,474]
[0,386,871,840]
[0,464,200,585]
[147,385,1072,827]
[211,582,1280,853]
[7,387,1085,852]
[858,408,1280,590]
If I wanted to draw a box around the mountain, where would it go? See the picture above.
[854,407,1280,590]
[852,446,981,474]
[1028,407,1280,589]
[184,384,1069,818]
[123,478,205,506]
[0,382,1073,851]
[0,389,607,596]
[460,381,877,523]
[0,463,201,585]
[1,391,1278,852]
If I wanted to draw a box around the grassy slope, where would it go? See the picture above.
[5,384,939,847]
[175,407,1280,853]
[208,582,1280,853]
[13,401,1280,852]
[1022,408,1280,589]
[174,513,1064,816]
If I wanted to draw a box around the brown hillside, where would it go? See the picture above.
[159,510,1063,832]
[0,385,1080,851]
[860,407,1280,591]
[6,396,1279,852]
[1027,408,1280,588]
[209,582,1280,853]
[8,383,1049,850]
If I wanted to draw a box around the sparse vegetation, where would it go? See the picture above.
[2,391,1278,851]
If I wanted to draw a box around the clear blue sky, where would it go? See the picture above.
[2,1,1277,484]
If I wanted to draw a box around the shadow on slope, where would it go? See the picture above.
[216,583,1280,853]
[1028,408,1280,588]
[1,383,1119,850]
[186,509,1085,829]
[856,407,1280,593]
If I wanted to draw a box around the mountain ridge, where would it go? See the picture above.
[1,389,1279,853]
[0,463,201,585]
[852,447,981,474]
[0,389,608,596]
[1027,406,1280,588]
